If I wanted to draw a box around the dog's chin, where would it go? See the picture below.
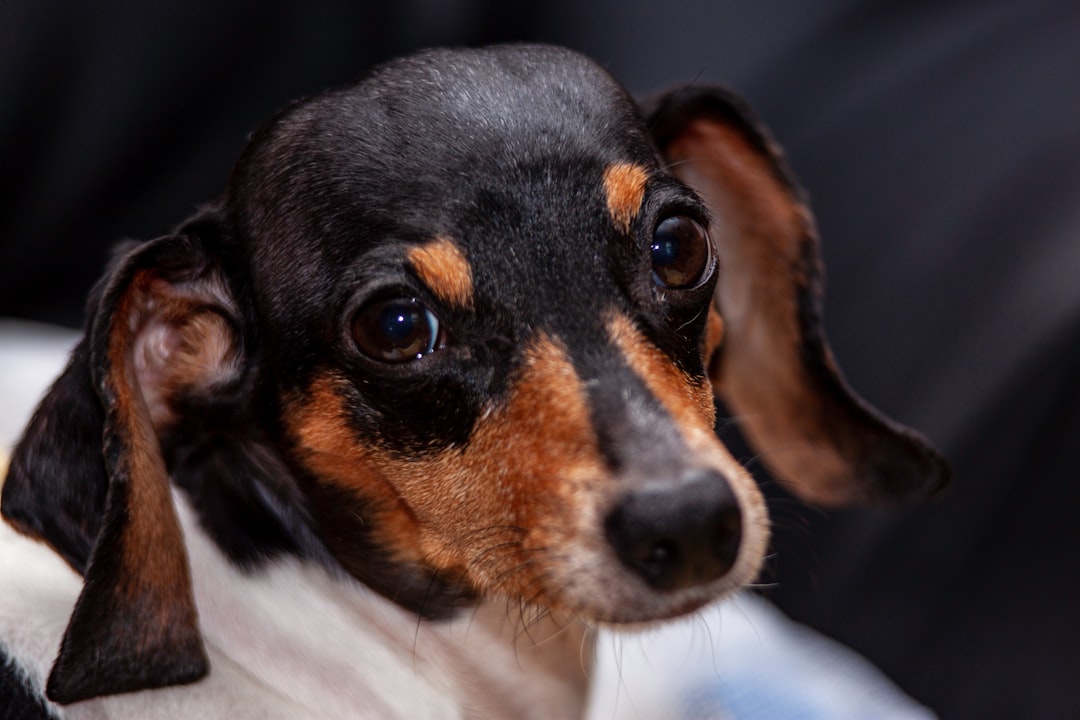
[528,535,768,627]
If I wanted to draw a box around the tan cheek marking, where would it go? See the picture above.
[388,335,605,596]
[287,338,606,602]
[287,375,424,563]
[407,237,474,308]
[603,163,649,234]
[607,313,716,436]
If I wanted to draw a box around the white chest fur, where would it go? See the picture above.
[0,493,590,719]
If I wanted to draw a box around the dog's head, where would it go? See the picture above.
[2,45,948,704]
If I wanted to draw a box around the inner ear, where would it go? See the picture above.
[131,276,242,430]
[648,88,949,506]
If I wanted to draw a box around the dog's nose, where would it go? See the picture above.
[604,469,742,592]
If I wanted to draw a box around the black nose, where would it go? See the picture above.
[604,469,743,592]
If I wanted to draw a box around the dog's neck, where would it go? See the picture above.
[175,495,593,718]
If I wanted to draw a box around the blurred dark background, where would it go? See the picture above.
[3,2,1078,717]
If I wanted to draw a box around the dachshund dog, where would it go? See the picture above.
[0,44,947,718]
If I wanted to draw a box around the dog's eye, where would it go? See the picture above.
[352,298,441,363]
[651,216,710,289]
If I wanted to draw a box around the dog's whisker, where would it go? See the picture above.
[696,606,722,677]
[674,303,707,334]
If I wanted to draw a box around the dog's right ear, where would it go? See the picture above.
[646,87,949,506]
[1,208,242,703]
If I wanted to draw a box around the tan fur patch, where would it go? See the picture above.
[287,337,606,604]
[287,373,425,563]
[602,163,649,234]
[606,313,716,432]
[407,237,474,308]
[703,306,725,376]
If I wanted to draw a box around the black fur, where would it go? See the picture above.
[3,345,108,573]
[1,648,58,720]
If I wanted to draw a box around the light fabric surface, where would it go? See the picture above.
[585,593,936,719]
[0,319,78,453]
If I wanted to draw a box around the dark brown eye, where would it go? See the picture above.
[650,216,710,289]
[352,297,441,363]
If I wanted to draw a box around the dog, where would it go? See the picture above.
[0,44,948,718]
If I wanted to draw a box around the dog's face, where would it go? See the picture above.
[230,48,766,624]
[2,45,948,704]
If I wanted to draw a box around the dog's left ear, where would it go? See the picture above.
[3,209,241,703]
[646,88,949,505]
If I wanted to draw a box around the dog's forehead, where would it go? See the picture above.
[357,45,649,164]
[236,46,651,194]
[234,45,665,321]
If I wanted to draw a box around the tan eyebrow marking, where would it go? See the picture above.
[603,163,650,234]
[407,237,474,308]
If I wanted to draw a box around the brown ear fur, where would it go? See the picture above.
[647,88,949,505]
[3,213,241,703]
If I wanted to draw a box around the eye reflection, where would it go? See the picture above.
[651,216,710,289]
[352,298,441,362]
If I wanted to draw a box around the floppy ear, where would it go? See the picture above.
[646,88,949,505]
[1,208,242,703]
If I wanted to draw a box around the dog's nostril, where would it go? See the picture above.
[634,539,679,580]
[713,507,742,568]
[605,469,743,592]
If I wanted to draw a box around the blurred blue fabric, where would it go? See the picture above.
[587,593,935,720]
